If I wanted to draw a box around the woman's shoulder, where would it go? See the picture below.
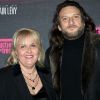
[0,65,13,78]
[37,66,52,83]
[37,66,50,75]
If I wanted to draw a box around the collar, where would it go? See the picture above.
[12,63,49,76]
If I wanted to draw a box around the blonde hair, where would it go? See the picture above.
[7,28,45,67]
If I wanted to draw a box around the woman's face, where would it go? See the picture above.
[15,35,39,69]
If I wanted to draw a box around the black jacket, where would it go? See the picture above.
[84,42,100,100]
[0,64,58,100]
[45,31,100,99]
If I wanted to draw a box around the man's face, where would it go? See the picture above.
[58,6,85,40]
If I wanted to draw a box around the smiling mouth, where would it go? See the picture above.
[25,56,33,58]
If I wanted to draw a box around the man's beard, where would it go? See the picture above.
[62,25,85,40]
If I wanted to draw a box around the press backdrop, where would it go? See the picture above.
[0,0,100,68]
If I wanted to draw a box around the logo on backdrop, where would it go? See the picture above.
[0,5,17,15]
[0,39,12,54]
[96,26,100,34]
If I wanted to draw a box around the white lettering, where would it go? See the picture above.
[0,5,17,15]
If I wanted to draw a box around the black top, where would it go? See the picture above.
[0,64,58,100]
[32,87,48,100]
[61,35,85,100]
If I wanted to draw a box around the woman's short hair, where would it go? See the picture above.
[7,28,45,67]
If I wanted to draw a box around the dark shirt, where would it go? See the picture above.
[32,87,48,100]
[61,35,84,100]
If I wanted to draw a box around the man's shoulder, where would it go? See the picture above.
[92,33,100,44]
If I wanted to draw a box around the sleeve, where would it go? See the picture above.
[44,47,51,68]
[84,44,100,100]
[0,71,7,99]
[42,69,58,100]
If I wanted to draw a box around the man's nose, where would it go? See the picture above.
[68,18,74,25]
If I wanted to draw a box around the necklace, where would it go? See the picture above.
[24,73,39,90]
[21,66,36,74]
[21,67,36,81]
[21,67,41,94]
[22,71,37,81]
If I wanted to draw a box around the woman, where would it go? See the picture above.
[0,28,57,100]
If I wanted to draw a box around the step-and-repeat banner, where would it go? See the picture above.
[0,0,100,68]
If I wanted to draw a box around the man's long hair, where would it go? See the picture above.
[50,0,96,47]
[49,0,96,95]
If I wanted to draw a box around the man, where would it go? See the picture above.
[45,1,100,100]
